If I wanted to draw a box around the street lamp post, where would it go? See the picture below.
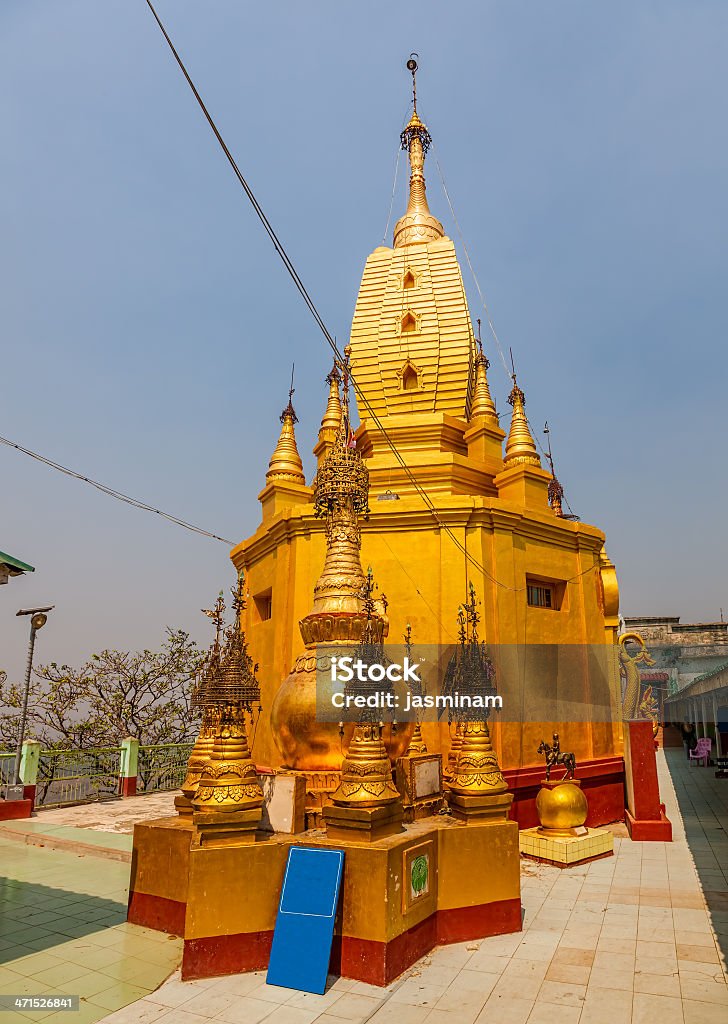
[14,606,54,786]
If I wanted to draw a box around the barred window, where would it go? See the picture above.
[527,584,553,609]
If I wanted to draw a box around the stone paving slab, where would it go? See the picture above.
[26,794,176,834]
[0,836,181,1023]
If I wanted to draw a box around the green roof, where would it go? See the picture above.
[0,550,35,574]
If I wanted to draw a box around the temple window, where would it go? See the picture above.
[527,584,553,609]
[403,269,416,289]
[526,577,565,610]
[402,364,418,390]
[254,589,273,622]
[401,311,417,333]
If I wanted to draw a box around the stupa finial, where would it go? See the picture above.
[322,360,342,426]
[470,319,498,423]
[503,362,541,469]
[266,366,305,484]
[393,55,444,248]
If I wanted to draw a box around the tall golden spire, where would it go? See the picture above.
[503,376,541,468]
[469,322,498,423]
[314,362,343,466]
[266,372,305,485]
[308,373,370,619]
[393,57,444,248]
[320,363,342,434]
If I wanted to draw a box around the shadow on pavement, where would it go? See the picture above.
[664,747,728,970]
[0,876,126,963]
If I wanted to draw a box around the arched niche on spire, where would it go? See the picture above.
[402,268,417,290]
[397,359,423,392]
[399,310,421,335]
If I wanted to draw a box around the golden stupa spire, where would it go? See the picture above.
[320,362,342,433]
[470,320,498,423]
[266,368,305,485]
[308,362,370,618]
[503,374,541,469]
[393,56,444,248]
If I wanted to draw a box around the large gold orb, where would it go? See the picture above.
[270,649,413,771]
[536,780,588,834]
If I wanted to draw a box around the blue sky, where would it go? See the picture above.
[1,1,726,683]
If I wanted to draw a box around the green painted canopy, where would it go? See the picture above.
[0,550,35,574]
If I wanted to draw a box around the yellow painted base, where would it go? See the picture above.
[519,826,614,866]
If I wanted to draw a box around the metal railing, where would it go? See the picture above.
[137,743,193,794]
[35,748,122,808]
[0,752,15,798]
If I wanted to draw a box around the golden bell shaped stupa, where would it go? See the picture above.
[503,376,541,468]
[449,720,508,796]
[266,392,305,485]
[470,342,498,424]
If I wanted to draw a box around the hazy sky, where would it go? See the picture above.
[1,1,726,685]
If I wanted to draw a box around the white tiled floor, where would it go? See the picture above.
[100,749,728,1024]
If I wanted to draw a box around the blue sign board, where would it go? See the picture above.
[266,846,345,994]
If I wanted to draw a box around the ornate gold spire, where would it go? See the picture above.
[329,568,400,810]
[393,58,444,248]
[178,593,226,813]
[320,364,342,434]
[470,325,498,423]
[266,377,305,485]
[314,363,343,466]
[307,368,371,620]
[503,377,541,469]
[190,576,264,816]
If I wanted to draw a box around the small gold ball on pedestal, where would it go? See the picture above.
[535,779,588,835]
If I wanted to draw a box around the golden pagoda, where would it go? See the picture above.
[232,59,623,824]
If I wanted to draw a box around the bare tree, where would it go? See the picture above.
[0,629,202,751]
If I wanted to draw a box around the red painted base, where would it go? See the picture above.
[0,799,32,821]
[119,776,137,797]
[625,807,673,842]
[174,897,522,985]
[504,756,624,829]
[127,890,185,935]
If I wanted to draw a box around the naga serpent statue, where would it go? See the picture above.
[619,632,655,720]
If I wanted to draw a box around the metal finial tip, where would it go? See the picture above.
[407,54,418,73]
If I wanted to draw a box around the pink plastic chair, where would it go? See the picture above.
[689,737,712,766]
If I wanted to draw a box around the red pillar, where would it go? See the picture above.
[623,720,672,841]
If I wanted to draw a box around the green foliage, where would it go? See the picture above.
[0,629,203,751]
